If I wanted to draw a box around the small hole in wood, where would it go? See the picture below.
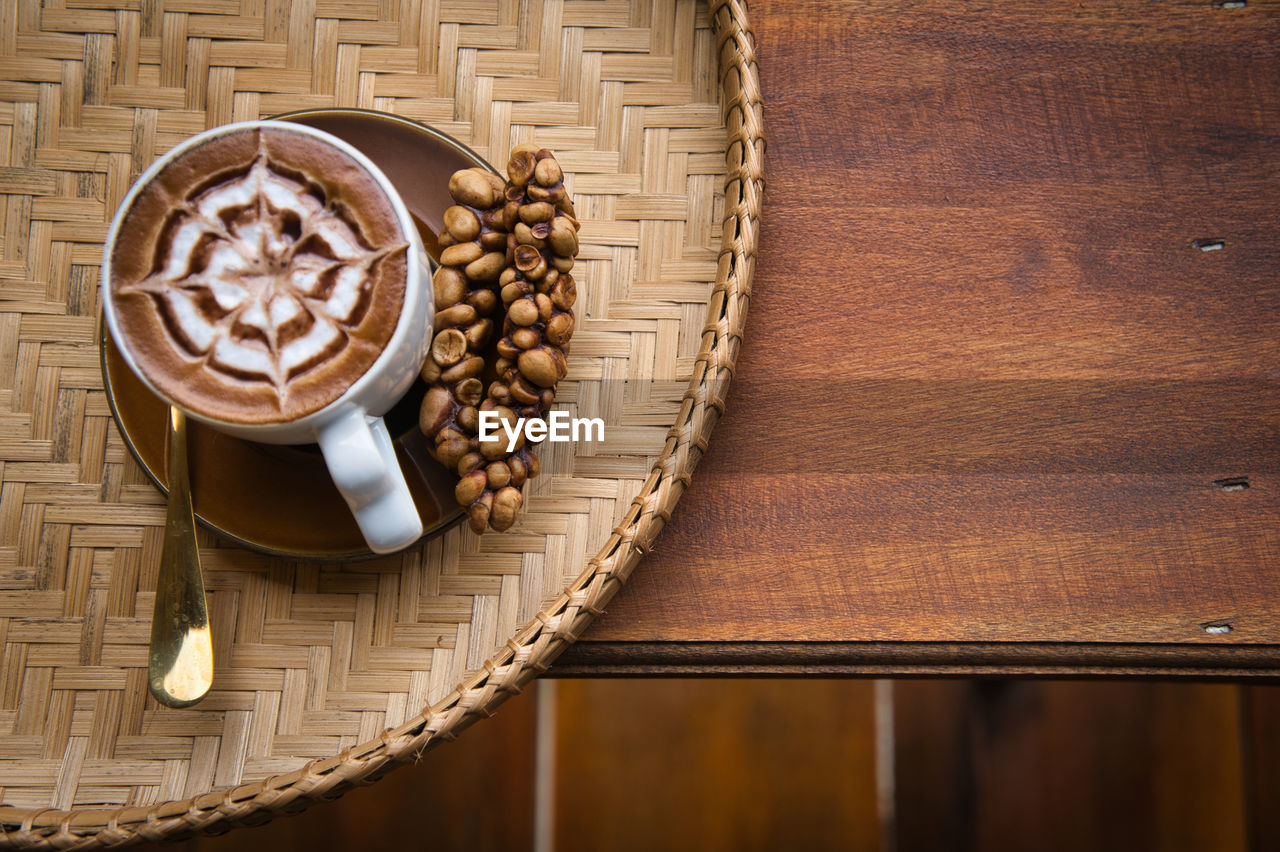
[1202,622,1233,635]
[1191,238,1226,251]
[1214,0,1246,8]
[1213,476,1250,492]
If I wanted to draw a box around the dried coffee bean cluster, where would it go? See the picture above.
[419,146,579,534]
[492,145,578,417]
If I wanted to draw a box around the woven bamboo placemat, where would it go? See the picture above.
[0,0,761,845]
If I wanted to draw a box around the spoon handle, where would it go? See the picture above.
[149,406,214,708]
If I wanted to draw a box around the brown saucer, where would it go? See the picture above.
[101,109,496,559]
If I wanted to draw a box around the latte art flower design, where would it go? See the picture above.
[121,150,402,397]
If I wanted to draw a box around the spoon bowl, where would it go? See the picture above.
[149,406,214,708]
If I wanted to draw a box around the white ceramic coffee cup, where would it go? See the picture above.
[101,120,433,555]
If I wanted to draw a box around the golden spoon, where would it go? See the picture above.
[149,406,214,708]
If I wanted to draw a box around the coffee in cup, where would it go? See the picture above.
[103,120,434,554]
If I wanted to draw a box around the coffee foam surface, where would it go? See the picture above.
[109,126,410,425]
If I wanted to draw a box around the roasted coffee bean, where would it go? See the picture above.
[465,251,506,281]
[544,312,574,346]
[514,242,540,268]
[440,355,484,383]
[434,267,467,307]
[509,375,541,405]
[499,450,519,483]
[456,470,487,506]
[440,241,483,267]
[508,454,527,487]
[436,436,469,469]
[520,201,555,225]
[535,293,554,321]
[435,303,478,329]
[501,282,527,306]
[534,157,563,187]
[455,377,484,406]
[490,486,522,531]
[449,169,497,209]
[496,337,521,360]
[514,222,544,249]
[457,451,483,476]
[507,146,537,186]
[526,183,553,204]
[550,347,569,381]
[486,461,511,489]
[444,205,481,242]
[468,490,493,534]
[514,244,547,279]
[437,426,464,444]
[456,406,479,434]
[468,288,498,315]
[508,298,539,327]
[431,328,467,367]
[464,319,493,350]
[549,217,578,257]
[510,327,540,350]
[550,275,576,311]
[518,348,559,388]
[420,385,453,435]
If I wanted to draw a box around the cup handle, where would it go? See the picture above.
[316,408,423,554]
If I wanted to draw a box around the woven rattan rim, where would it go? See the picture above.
[0,0,762,845]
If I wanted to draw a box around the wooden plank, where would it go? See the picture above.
[583,472,1280,645]
[552,679,880,851]
[1244,685,1280,850]
[580,0,1280,668]
[893,681,1249,851]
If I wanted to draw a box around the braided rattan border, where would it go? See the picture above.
[0,0,762,845]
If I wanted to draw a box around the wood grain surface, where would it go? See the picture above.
[552,679,881,851]
[165,679,1280,852]
[893,681,1250,851]
[558,0,1280,674]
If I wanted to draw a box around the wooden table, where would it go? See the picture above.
[556,0,1280,678]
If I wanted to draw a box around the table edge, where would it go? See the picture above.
[549,641,1280,679]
